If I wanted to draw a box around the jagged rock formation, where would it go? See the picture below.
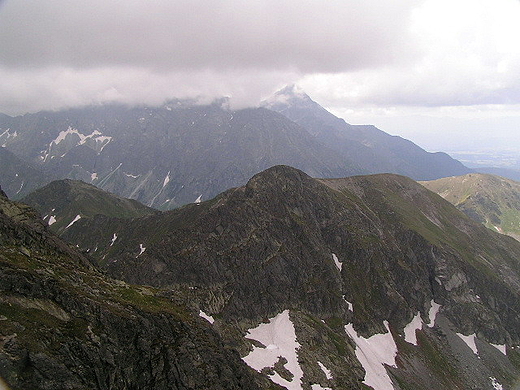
[61,165,520,389]
[0,187,277,390]
[421,173,520,241]
[263,85,472,181]
[22,179,158,235]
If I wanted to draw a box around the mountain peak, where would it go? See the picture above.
[262,84,313,108]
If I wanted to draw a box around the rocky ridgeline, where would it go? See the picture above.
[65,166,520,341]
[57,165,520,389]
[0,188,275,390]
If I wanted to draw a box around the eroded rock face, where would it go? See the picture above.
[0,189,271,390]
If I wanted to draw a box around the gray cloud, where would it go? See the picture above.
[1,0,519,121]
[0,0,418,73]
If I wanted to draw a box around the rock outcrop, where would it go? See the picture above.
[0,187,274,390]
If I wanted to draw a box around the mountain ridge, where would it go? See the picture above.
[421,173,520,241]
[0,185,278,390]
[0,103,363,208]
[21,178,158,235]
[263,85,472,181]
[4,166,520,389]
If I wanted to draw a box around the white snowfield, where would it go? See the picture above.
[65,215,81,229]
[198,310,215,324]
[110,233,118,246]
[456,333,478,355]
[52,127,112,152]
[162,171,171,188]
[403,312,422,345]
[490,376,504,390]
[136,244,146,257]
[491,343,507,355]
[428,300,441,326]
[317,361,333,380]
[345,321,398,390]
[310,385,331,390]
[332,253,342,271]
[242,310,304,390]
[346,300,442,390]
[344,298,354,312]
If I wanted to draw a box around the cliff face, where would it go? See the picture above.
[0,188,274,390]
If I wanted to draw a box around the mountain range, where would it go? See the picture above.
[3,86,518,390]
[262,85,471,181]
[0,87,470,209]
[14,165,520,390]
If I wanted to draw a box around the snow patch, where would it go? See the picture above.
[311,385,331,390]
[97,162,122,186]
[0,128,17,145]
[456,333,478,355]
[48,215,57,226]
[404,312,422,345]
[317,361,333,380]
[332,253,342,271]
[16,180,24,194]
[194,194,202,204]
[491,343,507,355]
[65,215,81,229]
[162,171,171,187]
[343,297,353,312]
[243,310,303,390]
[490,377,503,390]
[136,244,146,257]
[199,310,215,324]
[427,300,441,327]
[50,127,112,154]
[110,233,117,246]
[345,321,398,390]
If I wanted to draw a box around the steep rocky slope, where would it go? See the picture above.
[61,166,520,389]
[0,188,277,390]
[0,147,52,199]
[0,103,360,209]
[263,86,471,180]
[421,173,520,241]
[22,179,157,235]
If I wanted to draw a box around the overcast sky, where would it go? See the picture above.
[1,0,519,152]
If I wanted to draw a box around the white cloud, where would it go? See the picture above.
[0,0,419,114]
[0,0,518,154]
[301,0,520,108]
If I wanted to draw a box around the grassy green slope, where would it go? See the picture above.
[420,173,520,241]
